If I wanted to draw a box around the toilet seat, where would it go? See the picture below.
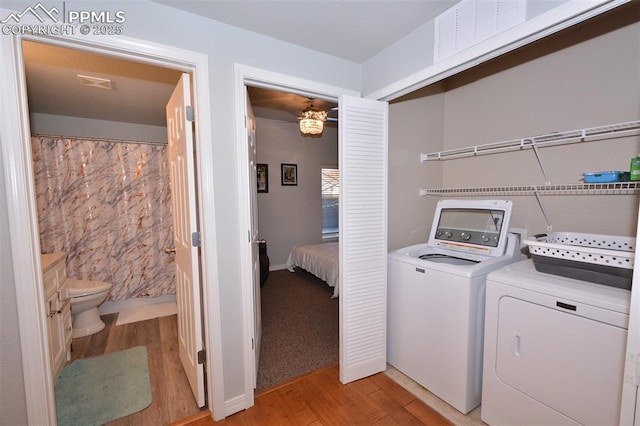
[67,278,113,297]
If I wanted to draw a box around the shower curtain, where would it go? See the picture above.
[31,136,175,301]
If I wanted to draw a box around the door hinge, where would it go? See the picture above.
[197,349,206,365]
[624,352,640,386]
[252,338,254,350]
[192,231,201,247]
[186,105,195,122]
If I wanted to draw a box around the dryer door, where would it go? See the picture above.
[496,296,627,426]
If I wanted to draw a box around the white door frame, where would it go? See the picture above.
[233,64,359,406]
[0,32,225,423]
[620,201,640,424]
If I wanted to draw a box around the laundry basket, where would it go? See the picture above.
[524,232,635,290]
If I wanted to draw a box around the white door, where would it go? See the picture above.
[166,73,205,407]
[338,95,388,383]
[246,88,262,388]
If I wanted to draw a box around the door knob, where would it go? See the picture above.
[164,247,176,254]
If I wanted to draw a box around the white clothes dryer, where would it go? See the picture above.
[482,259,631,425]
[387,199,522,414]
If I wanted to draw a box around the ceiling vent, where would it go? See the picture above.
[77,74,113,90]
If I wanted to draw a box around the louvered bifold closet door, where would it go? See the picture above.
[338,95,388,384]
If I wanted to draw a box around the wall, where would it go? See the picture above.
[30,113,168,144]
[441,6,640,237]
[362,0,569,96]
[117,2,361,401]
[388,84,445,250]
[255,117,338,267]
[32,136,175,301]
[0,0,362,415]
[5,1,632,418]
[388,4,640,247]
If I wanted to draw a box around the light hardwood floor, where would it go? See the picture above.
[174,365,453,426]
[69,314,455,425]
[67,313,203,425]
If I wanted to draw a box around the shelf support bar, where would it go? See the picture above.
[534,190,553,231]
[531,140,552,185]
[421,121,640,161]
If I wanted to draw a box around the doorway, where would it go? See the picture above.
[24,40,183,307]
[235,65,390,404]
[24,39,206,415]
[1,33,224,424]
[245,85,340,391]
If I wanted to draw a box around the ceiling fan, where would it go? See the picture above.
[245,87,338,132]
[298,98,338,136]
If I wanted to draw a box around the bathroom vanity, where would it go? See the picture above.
[42,253,72,380]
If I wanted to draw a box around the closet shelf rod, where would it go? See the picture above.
[419,182,640,197]
[32,133,167,146]
[420,120,640,162]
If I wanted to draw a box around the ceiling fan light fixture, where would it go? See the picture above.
[299,108,327,135]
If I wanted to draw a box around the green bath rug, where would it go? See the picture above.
[55,346,152,426]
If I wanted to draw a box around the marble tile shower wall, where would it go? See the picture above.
[31,137,176,301]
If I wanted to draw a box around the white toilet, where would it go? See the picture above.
[67,278,113,338]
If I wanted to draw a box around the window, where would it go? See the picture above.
[321,167,339,238]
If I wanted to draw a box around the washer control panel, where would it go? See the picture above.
[435,228,501,247]
[428,200,513,257]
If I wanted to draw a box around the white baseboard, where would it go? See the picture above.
[98,294,177,315]
[224,394,248,417]
[269,264,288,271]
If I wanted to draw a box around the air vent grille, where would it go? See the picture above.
[434,0,526,63]
[77,74,113,90]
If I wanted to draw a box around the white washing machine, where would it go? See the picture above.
[387,199,522,414]
[482,259,631,425]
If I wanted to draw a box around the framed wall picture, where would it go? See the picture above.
[257,163,268,193]
[281,163,297,186]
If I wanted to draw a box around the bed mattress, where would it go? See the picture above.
[286,242,339,297]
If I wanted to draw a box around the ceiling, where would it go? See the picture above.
[22,41,337,127]
[152,0,459,64]
[22,41,183,127]
[247,86,337,125]
[23,1,461,128]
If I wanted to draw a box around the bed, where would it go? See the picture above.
[286,242,339,298]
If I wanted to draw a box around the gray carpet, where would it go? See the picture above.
[257,269,339,391]
[55,346,152,426]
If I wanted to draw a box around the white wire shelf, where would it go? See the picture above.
[419,182,640,197]
[420,120,640,162]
